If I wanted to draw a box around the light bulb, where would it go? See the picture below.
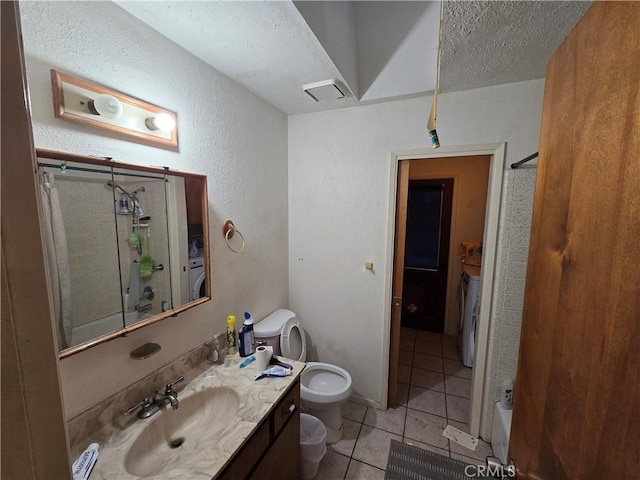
[145,113,175,132]
[88,94,123,119]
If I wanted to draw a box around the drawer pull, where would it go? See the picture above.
[283,403,296,415]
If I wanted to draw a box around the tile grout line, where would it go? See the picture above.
[342,457,353,480]
[342,456,351,480]
[349,418,365,462]
[440,335,452,455]
[402,385,409,447]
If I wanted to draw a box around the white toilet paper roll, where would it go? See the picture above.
[255,345,273,371]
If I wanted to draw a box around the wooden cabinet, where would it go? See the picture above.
[250,408,300,480]
[216,379,300,480]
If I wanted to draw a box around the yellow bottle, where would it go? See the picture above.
[226,315,237,355]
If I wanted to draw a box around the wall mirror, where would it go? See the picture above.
[36,149,209,358]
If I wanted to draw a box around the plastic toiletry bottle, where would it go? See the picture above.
[226,315,237,355]
[238,312,256,357]
[119,195,129,214]
[500,377,514,410]
[189,240,199,258]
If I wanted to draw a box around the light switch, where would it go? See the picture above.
[364,262,374,270]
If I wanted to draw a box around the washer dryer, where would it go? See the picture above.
[189,256,205,301]
[459,264,481,367]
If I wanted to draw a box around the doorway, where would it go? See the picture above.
[402,179,454,333]
[385,147,504,438]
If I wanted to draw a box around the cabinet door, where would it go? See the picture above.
[215,420,270,480]
[509,3,640,478]
[250,411,300,480]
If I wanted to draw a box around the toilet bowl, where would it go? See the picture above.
[300,362,352,443]
[254,309,353,443]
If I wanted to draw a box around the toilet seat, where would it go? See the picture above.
[281,318,306,361]
[254,309,307,361]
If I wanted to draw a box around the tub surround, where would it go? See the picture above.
[73,347,304,479]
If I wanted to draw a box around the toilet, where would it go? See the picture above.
[253,309,352,443]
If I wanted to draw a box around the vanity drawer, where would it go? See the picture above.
[272,380,300,437]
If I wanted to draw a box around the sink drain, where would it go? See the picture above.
[169,437,185,449]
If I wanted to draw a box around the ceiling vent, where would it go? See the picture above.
[303,79,346,102]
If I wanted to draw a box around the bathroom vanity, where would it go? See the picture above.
[217,378,300,479]
[83,355,304,479]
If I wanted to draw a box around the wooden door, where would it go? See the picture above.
[510,2,640,478]
[402,179,453,332]
[388,160,410,407]
[1,1,71,477]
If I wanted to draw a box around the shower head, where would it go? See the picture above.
[106,180,133,198]
[106,181,146,198]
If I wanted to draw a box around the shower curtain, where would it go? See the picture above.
[40,172,73,349]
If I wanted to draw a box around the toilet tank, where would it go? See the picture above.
[253,309,296,356]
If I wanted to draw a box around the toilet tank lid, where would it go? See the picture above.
[254,309,296,337]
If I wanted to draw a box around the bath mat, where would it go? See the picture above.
[385,440,487,480]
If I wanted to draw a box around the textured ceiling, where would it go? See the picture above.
[114,1,592,115]
[441,1,593,93]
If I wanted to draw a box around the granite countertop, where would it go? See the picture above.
[89,354,305,479]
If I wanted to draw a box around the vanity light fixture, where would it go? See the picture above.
[145,113,176,132]
[51,69,179,151]
[88,94,124,119]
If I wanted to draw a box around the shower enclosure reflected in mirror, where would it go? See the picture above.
[36,149,209,358]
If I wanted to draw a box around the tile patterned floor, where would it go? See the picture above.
[313,328,493,479]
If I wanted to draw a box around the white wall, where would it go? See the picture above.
[20,1,289,419]
[288,79,543,434]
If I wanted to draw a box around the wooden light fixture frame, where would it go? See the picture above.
[51,69,179,151]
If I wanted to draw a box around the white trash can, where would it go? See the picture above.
[300,413,327,480]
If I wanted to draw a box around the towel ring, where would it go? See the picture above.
[223,220,245,253]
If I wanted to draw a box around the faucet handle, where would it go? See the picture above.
[165,375,184,393]
[124,398,152,416]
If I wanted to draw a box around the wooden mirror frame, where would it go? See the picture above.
[36,149,209,359]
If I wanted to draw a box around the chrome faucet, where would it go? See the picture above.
[124,376,184,419]
[152,376,184,410]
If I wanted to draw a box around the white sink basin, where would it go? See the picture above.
[124,387,240,477]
